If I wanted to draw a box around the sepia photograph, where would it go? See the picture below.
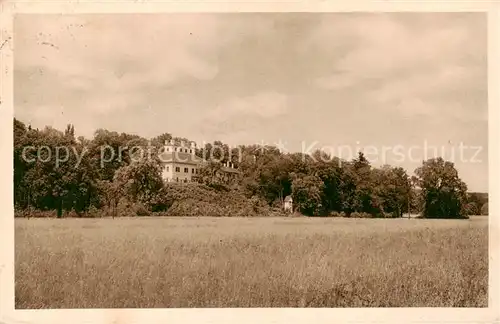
[1,4,498,319]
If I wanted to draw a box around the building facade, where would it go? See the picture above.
[159,140,200,183]
[159,140,240,183]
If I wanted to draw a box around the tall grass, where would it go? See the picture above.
[15,217,488,308]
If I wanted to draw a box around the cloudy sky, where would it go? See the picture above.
[14,13,488,192]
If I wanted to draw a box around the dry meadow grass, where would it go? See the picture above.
[15,216,488,308]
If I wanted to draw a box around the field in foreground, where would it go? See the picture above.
[15,216,488,308]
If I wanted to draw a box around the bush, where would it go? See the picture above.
[465,203,480,216]
[110,198,135,217]
[271,208,289,217]
[63,210,80,218]
[133,203,151,216]
[152,183,276,217]
[481,203,488,216]
[378,211,398,218]
[15,209,57,218]
[86,205,103,218]
[348,212,375,219]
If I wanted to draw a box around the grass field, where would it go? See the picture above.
[15,216,488,308]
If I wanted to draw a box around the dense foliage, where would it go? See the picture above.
[414,158,470,219]
[13,119,486,218]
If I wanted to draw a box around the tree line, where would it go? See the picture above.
[13,118,488,218]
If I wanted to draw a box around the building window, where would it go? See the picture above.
[174,148,177,152]
[166,148,170,152]
[166,166,169,171]
[190,149,192,154]
[184,167,188,173]
[192,168,195,173]
[175,167,180,172]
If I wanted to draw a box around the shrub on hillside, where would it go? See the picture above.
[63,210,80,218]
[15,208,57,218]
[114,199,151,217]
[348,212,375,218]
[481,203,488,216]
[86,205,103,218]
[380,211,399,218]
[133,202,151,216]
[152,183,275,217]
[465,202,480,216]
[328,211,346,218]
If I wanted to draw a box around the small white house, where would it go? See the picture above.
[284,195,293,213]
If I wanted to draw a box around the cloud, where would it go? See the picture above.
[15,14,223,78]
[208,92,288,120]
[308,13,486,121]
[314,73,359,90]
[14,14,281,137]
[200,91,288,141]
[14,14,226,118]
[309,14,484,79]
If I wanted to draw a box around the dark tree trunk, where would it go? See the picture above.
[56,198,63,218]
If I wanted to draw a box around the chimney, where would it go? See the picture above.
[190,142,195,155]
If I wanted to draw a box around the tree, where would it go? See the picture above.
[151,132,172,149]
[113,158,164,207]
[291,173,324,216]
[14,118,29,209]
[310,152,343,213]
[96,180,121,218]
[14,116,480,220]
[351,152,374,213]
[192,161,229,190]
[372,165,411,217]
[414,157,469,219]
[89,129,146,181]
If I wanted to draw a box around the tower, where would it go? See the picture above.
[190,141,197,156]
[164,139,176,153]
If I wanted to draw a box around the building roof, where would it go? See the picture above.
[159,151,203,166]
[220,166,242,174]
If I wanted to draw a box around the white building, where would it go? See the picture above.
[159,140,240,183]
[159,140,200,183]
